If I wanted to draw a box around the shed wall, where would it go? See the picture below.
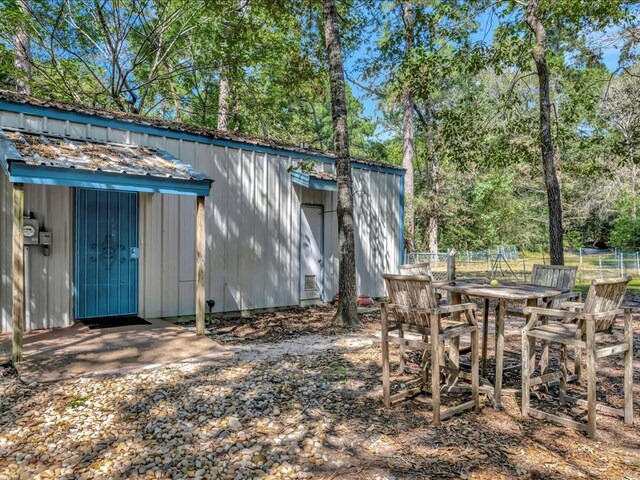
[0,108,401,331]
[0,173,73,332]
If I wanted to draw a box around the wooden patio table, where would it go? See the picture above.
[436,280,565,409]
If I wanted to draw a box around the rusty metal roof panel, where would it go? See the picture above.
[2,130,211,182]
[308,170,336,182]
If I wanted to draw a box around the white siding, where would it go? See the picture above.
[0,176,73,332]
[0,108,401,331]
[0,171,14,332]
[353,168,401,298]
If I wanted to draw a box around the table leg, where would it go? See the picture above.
[398,326,405,374]
[493,298,506,409]
[539,304,549,379]
[451,291,462,321]
[482,298,489,377]
[447,337,460,388]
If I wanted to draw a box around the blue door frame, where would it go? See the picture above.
[74,189,139,319]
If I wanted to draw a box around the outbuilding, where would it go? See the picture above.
[0,91,404,344]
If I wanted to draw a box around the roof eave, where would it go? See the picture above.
[7,162,213,196]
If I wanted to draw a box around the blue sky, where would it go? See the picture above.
[344,10,633,142]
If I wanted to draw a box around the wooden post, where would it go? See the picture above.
[381,304,390,408]
[624,309,634,425]
[586,317,597,438]
[481,298,489,377]
[494,298,506,409]
[447,250,456,304]
[12,183,24,363]
[195,195,205,336]
[447,249,456,281]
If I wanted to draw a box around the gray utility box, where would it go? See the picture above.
[39,231,52,245]
[23,217,39,245]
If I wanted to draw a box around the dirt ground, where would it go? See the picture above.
[200,305,382,344]
[1,301,639,479]
[176,300,640,478]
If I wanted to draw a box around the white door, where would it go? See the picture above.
[300,205,324,301]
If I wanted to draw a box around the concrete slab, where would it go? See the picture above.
[0,319,229,383]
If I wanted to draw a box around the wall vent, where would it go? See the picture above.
[304,275,317,291]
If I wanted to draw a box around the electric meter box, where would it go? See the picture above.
[39,231,52,246]
[23,217,40,245]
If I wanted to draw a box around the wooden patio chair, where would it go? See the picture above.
[381,274,480,426]
[502,265,582,377]
[396,263,438,375]
[505,264,580,320]
[521,276,634,438]
[399,262,434,278]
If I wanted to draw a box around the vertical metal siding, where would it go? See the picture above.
[0,109,401,331]
[0,177,74,332]
[0,170,13,332]
[352,168,401,298]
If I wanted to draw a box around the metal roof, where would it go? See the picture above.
[0,90,404,175]
[0,129,212,196]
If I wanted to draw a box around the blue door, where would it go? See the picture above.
[75,189,139,319]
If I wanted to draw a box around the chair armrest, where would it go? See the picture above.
[560,301,584,311]
[432,303,477,315]
[386,302,476,316]
[522,306,583,319]
[583,310,624,321]
[522,306,583,331]
[386,303,433,315]
[522,306,624,331]
[553,291,581,303]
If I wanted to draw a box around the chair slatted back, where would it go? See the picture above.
[531,264,577,290]
[531,265,578,309]
[399,262,434,279]
[581,276,631,333]
[383,274,438,328]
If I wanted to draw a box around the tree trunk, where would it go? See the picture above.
[427,216,438,253]
[525,0,564,265]
[13,0,31,95]
[217,70,230,130]
[425,100,439,254]
[401,2,415,252]
[427,146,439,254]
[322,0,358,327]
[631,161,637,222]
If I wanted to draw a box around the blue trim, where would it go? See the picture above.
[399,172,405,265]
[8,163,212,196]
[351,161,404,176]
[0,99,405,175]
[290,171,337,191]
[0,130,22,177]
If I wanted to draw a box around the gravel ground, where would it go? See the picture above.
[1,305,639,480]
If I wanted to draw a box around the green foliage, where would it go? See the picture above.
[610,193,640,249]
[1,0,640,255]
[287,161,317,174]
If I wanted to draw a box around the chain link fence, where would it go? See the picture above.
[406,247,640,285]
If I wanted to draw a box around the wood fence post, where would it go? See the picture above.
[447,249,456,281]
[12,183,24,363]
